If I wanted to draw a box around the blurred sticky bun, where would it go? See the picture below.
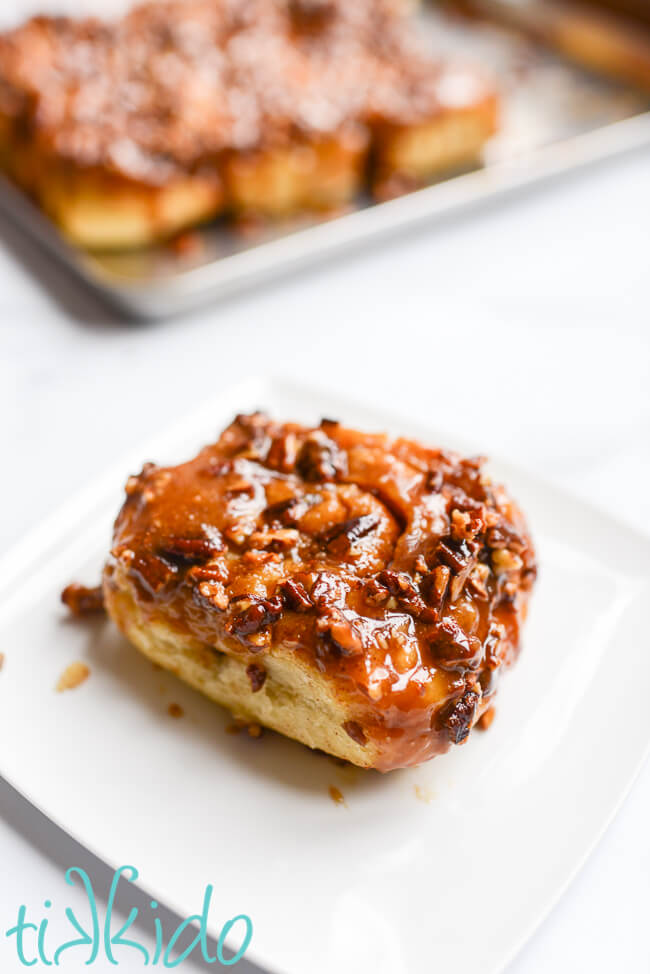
[446,0,650,91]
[0,0,498,249]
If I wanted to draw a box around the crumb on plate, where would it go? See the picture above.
[329,785,346,806]
[56,661,90,691]
[61,583,105,617]
[414,784,435,804]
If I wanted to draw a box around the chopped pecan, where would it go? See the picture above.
[428,617,483,672]
[246,662,267,693]
[264,496,306,525]
[436,538,480,575]
[228,597,283,639]
[317,608,364,657]
[124,475,141,496]
[478,667,498,699]
[483,622,505,670]
[124,462,157,496]
[295,433,347,482]
[425,468,444,493]
[157,534,222,565]
[440,689,480,745]
[224,524,252,546]
[376,569,416,599]
[196,580,229,611]
[266,432,298,472]
[491,548,524,575]
[343,720,367,746]
[466,562,490,600]
[450,507,485,542]
[130,551,178,595]
[375,569,427,617]
[248,528,299,552]
[486,524,526,553]
[230,413,271,460]
[318,514,379,554]
[61,583,105,617]
[422,565,450,609]
[248,630,271,649]
[436,538,479,602]
[243,550,281,567]
[364,578,389,606]
[203,457,232,477]
[279,578,313,612]
[415,554,429,575]
[188,557,229,584]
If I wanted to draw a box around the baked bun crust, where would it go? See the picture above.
[103,414,536,772]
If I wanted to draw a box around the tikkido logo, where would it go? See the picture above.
[5,865,253,967]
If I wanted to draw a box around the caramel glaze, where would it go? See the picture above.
[0,0,494,187]
[104,414,536,771]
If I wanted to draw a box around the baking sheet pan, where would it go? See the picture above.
[0,6,649,318]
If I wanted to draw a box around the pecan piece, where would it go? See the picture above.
[466,563,490,600]
[376,569,416,600]
[228,597,283,639]
[364,578,389,606]
[246,663,267,693]
[425,468,444,493]
[483,622,505,670]
[61,583,105,617]
[264,496,306,525]
[491,549,524,575]
[157,534,222,565]
[440,689,480,745]
[295,433,347,482]
[248,528,299,552]
[317,608,364,657]
[279,578,313,612]
[486,524,526,553]
[422,565,450,609]
[436,538,479,602]
[266,432,298,472]
[450,508,485,542]
[230,413,271,460]
[436,539,480,575]
[196,580,229,611]
[375,569,427,617]
[428,617,483,672]
[130,551,178,595]
[319,515,379,555]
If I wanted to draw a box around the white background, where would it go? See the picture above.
[1,5,649,964]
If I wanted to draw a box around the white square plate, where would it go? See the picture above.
[1,377,649,974]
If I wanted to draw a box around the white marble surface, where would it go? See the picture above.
[1,142,650,971]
